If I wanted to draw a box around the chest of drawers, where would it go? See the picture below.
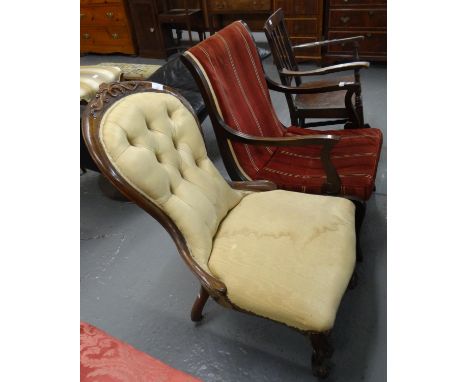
[273,0,324,62]
[324,0,386,62]
[80,0,136,55]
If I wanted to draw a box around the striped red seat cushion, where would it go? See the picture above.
[255,127,383,200]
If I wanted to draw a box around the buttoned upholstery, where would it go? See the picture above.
[209,190,356,331]
[97,90,356,333]
[185,21,383,200]
[99,92,243,273]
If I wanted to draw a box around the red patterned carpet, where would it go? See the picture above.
[81,322,202,382]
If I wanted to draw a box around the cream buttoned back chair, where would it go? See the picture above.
[82,81,358,378]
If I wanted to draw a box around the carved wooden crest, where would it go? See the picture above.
[89,81,147,118]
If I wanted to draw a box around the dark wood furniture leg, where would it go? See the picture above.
[352,200,366,262]
[191,285,209,322]
[310,332,333,378]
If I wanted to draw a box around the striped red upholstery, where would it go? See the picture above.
[80,322,202,382]
[259,127,382,200]
[187,21,284,177]
[187,21,382,200]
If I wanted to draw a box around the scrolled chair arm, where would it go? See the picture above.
[218,119,342,195]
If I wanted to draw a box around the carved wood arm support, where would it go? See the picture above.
[266,76,360,95]
[228,180,278,192]
[179,246,228,298]
[280,61,370,77]
[219,119,341,194]
[293,36,364,50]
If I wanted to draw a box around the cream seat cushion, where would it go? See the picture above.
[209,190,356,332]
[99,92,243,274]
[80,66,122,102]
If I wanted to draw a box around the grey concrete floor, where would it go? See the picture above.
[81,48,386,382]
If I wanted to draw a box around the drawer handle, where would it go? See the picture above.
[368,11,374,16]
[82,33,90,40]
[366,33,373,38]
[340,16,350,24]
[106,12,114,19]
[149,27,155,33]
[111,33,119,39]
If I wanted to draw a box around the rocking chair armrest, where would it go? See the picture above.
[266,76,360,94]
[228,180,277,191]
[280,61,370,77]
[293,36,364,50]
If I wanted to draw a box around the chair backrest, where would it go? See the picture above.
[82,81,243,278]
[264,8,302,87]
[183,21,285,181]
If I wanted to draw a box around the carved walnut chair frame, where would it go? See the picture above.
[82,81,360,378]
[264,8,370,129]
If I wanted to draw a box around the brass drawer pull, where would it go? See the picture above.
[106,12,114,19]
[82,33,90,39]
[340,16,350,24]
[111,33,119,39]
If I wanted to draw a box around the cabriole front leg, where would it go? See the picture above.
[191,285,209,322]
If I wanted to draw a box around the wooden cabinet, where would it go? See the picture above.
[324,0,386,62]
[80,0,136,54]
[126,0,172,58]
[273,0,324,61]
[208,0,271,12]
[206,0,272,32]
